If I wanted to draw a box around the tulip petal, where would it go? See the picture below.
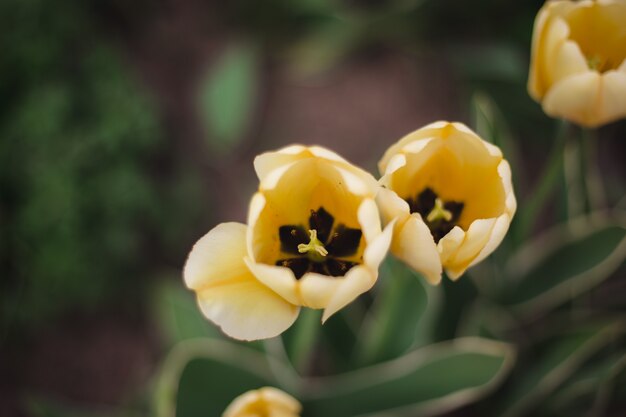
[437,226,465,266]
[245,258,301,306]
[322,265,376,323]
[444,218,497,280]
[254,145,308,182]
[363,218,395,271]
[498,159,517,215]
[184,223,299,341]
[543,71,614,127]
[600,70,626,124]
[376,187,410,225]
[298,272,343,309]
[551,40,588,82]
[358,198,382,243]
[469,214,512,268]
[393,214,442,285]
[528,7,552,99]
[184,222,251,290]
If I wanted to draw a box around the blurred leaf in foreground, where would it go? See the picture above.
[302,338,514,417]
[502,213,626,317]
[498,320,623,417]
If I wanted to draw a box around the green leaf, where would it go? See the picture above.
[302,338,515,417]
[151,278,222,345]
[503,214,626,315]
[545,352,626,417]
[153,339,295,417]
[355,258,429,365]
[199,43,257,150]
[499,321,623,417]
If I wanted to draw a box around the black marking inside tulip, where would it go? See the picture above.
[276,207,362,279]
[406,187,464,243]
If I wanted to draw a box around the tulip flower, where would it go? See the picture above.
[377,122,516,284]
[528,0,626,127]
[222,387,301,417]
[184,145,393,340]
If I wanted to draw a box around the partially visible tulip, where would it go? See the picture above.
[528,0,626,127]
[184,145,393,340]
[378,122,516,284]
[222,387,301,417]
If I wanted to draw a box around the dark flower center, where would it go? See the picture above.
[276,207,362,279]
[406,187,464,243]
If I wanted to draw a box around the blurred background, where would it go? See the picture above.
[1,0,625,416]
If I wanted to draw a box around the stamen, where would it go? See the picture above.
[298,229,328,260]
[427,198,453,223]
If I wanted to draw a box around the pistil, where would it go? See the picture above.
[298,229,328,261]
[426,198,453,223]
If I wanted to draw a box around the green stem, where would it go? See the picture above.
[581,128,606,212]
[563,129,585,219]
[517,120,569,241]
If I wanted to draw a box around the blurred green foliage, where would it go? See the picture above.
[0,0,205,334]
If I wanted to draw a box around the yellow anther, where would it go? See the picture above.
[427,198,453,223]
[298,229,328,260]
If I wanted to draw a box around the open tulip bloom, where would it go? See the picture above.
[377,122,516,284]
[528,0,626,127]
[184,145,394,340]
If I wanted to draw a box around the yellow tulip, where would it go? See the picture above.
[184,145,393,340]
[378,122,516,284]
[528,0,626,127]
[222,387,302,417]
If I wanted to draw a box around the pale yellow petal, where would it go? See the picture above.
[260,161,300,190]
[542,17,572,87]
[322,265,376,323]
[183,222,249,290]
[244,258,301,306]
[469,214,512,268]
[392,214,442,285]
[363,219,395,271]
[196,271,299,341]
[183,223,298,341]
[308,145,350,164]
[335,165,377,196]
[259,387,302,414]
[528,6,552,99]
[378,122,446,174]
[551,40,588,82]
[599,70,626,125]
[437,226,465,266]
[498,159,517,216]
[357,198,382,243]
[543,71,601,127]
[380,153,407,180]
[444,218,497,280]
[298,273,342,309]
[376,187,410,226]
[254,145,307,182]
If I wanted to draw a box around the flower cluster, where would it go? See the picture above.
[185,0,626,341]
[184,123,516,340]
